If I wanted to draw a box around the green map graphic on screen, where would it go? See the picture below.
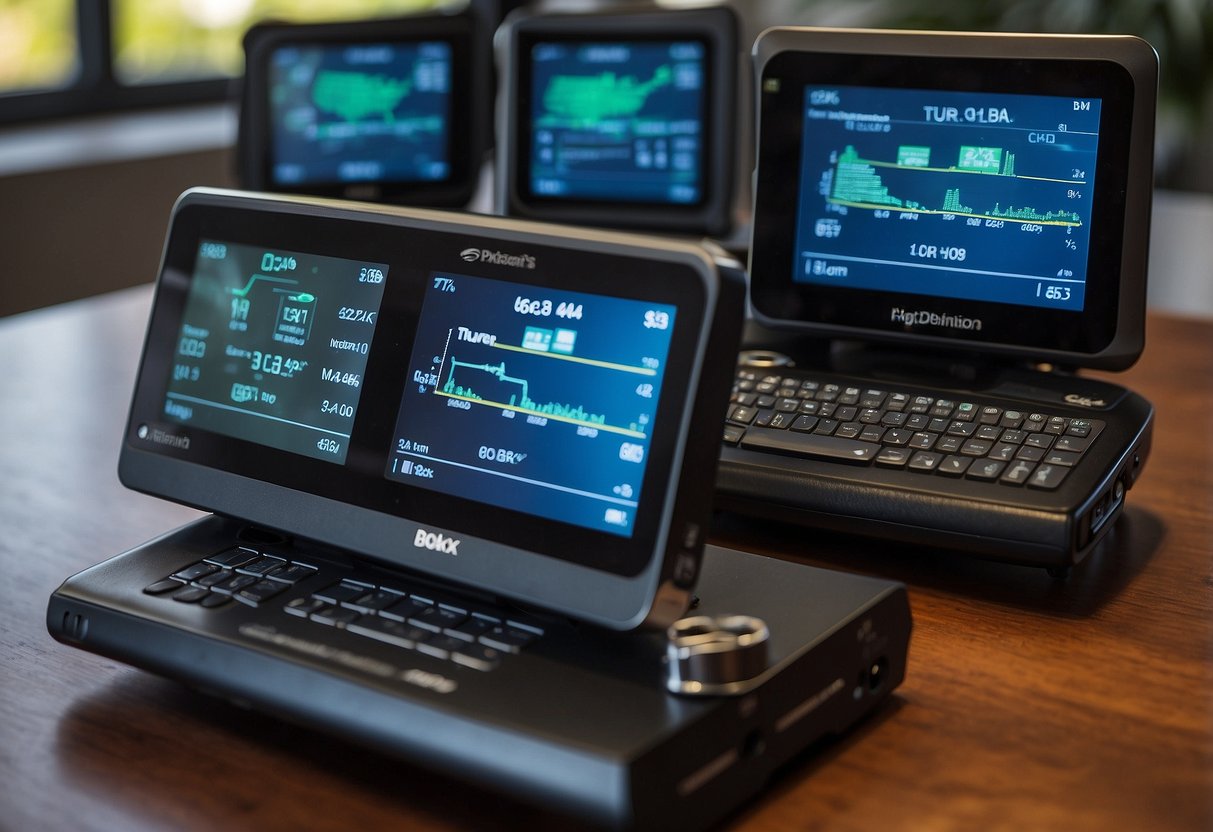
[542,64,671,124]
[312,70,412,122]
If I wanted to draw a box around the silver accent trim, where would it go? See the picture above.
[666,614,771,696]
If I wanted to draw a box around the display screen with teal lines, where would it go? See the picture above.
[528,40,706,205]
[793,84,1101,311]
[269,41,451,186]
[163,240,388,465]
[387,272,677,538]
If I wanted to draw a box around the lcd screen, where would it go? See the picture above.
[162,240,388,464]
[387,271,676,537]
[527,40,707,205]
[268,41,453,187]
[792,85,1100,312]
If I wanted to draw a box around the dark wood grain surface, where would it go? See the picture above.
[2,288,1210,831]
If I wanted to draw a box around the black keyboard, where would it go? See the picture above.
[724,368,1104,490]
[142,545,543,673]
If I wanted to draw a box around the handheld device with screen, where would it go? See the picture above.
[120,188,743,627]
[238,10,486,207]
[495,5,737,236]
[717,29,1157,571]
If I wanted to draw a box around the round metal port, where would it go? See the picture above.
[867,657,889,693]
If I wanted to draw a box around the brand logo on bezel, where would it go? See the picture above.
[137,423,191,450]
[890,307,983,332]
[413,528,461,555]
[458,247,537,269]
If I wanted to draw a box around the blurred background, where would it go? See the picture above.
[1,0,1210,317]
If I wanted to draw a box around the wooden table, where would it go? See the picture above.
[2,287,1210,831]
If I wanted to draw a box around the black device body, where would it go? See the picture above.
[717,29,1158,572]
[238,9,487,207]
[495,4,738,237]
[48,521,910,831]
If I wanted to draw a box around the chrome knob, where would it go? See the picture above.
[666,614,770,696]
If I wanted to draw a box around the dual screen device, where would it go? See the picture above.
[118,188,743,629]
[237,9,487,207]
[47,189,910,828]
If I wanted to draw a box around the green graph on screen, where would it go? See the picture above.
[541,64,672,124]
[441,356,618,429]
[312,70,412,122]
[439,355,651,438]
[830,145,1082,227]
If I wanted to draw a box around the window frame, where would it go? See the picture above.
[0,0,511,128]
[0,0,252,126]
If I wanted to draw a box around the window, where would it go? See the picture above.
[0,0,78,94]
[0,0,447,124]
[112,0,441,85]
